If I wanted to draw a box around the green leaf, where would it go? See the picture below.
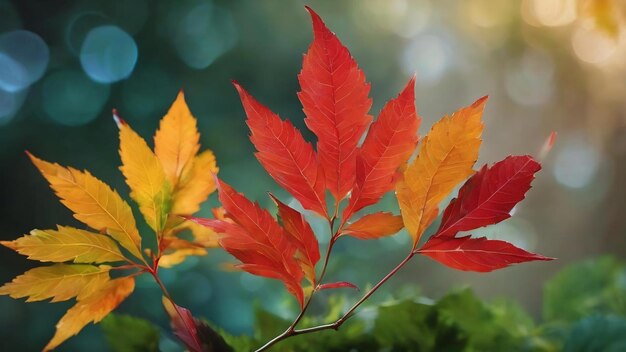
[374,299,465,351]
[544,256,626,322]
[563,315,626,352]
[101,314,160,352]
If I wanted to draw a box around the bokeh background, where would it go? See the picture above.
[1,0,625,350]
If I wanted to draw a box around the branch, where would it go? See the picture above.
[255,250,415,351]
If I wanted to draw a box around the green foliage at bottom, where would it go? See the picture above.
[101,314,160,352]
[101,256,626,351]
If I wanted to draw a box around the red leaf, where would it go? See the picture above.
[162,299,203,352]
[233,81,327,218]
[344,77,420,220]
[318,281,359,291]
[417,236,553,272]
[188,180,305,307]
[435,155,542,239]
[269,194,320,285]
[299,6,373,201]
[340,212,404,240]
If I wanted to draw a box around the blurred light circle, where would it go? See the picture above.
[402,34,451,82]
[0,87,27,125]
[571,26,617,64]
[467,0,514,28]
[42,70,110,126]
[362,0,431,38]
[173,4,237,69]
[0,30,49,91]
[0,53,28,92]
[522,0,577,27]
[80,25,138,83]
[505,50,554,106]
[553,137,600,189]
[65,12,108,55]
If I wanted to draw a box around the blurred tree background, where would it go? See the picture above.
[0,0,625,350]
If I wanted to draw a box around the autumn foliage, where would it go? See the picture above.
[1,6,552,352]
[1,93,219,350]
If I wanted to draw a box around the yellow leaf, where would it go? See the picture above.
[340,212,404,240]
[397,97,485,245]
[0,264,110,303]
[171,149,219,215]
[2,226,127,263]
[28,153,144,260]
[154,92,200,187]
[178,220,220,248]
[118,121,172,232]
[44,277,135,351]
[159,238,207,268]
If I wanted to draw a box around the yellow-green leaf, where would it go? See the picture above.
[171,150,218,215]
[0,264,110,303]
[1,226,127,264]
[28,153,144,260]
[154,92,200,187]
[397,97,485,245]
[44,277,135,351]
[118,120,172,232]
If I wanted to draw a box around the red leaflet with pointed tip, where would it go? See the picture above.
[435,155,542,239]
[340,212,404,240]
[233,81,327,218]
[298,7,372,201]
[417,236,553,272]
[318,281,359,291]
[162,298,203,352]
[188,180,305,307]
[344,78,420,220]
[269,194,320,285]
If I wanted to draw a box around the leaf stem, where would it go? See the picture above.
[149,267,202,351]
[255,250,415,351]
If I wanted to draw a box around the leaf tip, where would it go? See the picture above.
[304,6,326,34]
[231,80,247,99]
[112,109,126,128]
[539,131,558,160]
[0,240,15,250]
[474,95,489,107]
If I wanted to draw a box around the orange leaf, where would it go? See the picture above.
[171,149,218,215]
[396,97,486,245]
[44,277,135,351]
[340,212,404,240]
[154,91,200,187]
[344,77,420,220]
[299,7,372,201]
[233,81,327,217]
[270,194,320,285]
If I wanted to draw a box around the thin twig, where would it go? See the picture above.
[255,250,416,351]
